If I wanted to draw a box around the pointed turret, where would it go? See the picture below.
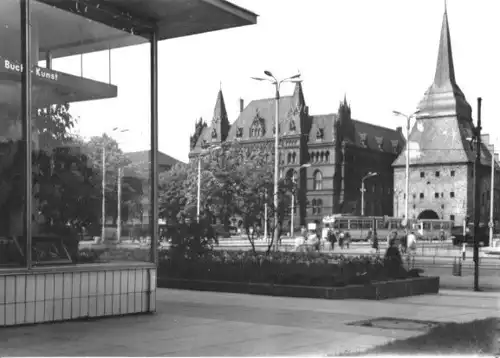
[336,95,355,143]
[210,89,230,142]
[417,7,472,120]
[292,81,306,109]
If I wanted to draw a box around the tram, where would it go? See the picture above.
[322,215,453,241]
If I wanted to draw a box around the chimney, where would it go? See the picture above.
[481,134,490,145]
[239,98,244,113]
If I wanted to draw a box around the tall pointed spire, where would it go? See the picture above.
[433,7,456,88]
[416,6,471,120]
[211,88,230,142]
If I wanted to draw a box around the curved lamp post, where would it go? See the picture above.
[393,110,420,227]
[360,172,378,216]
[252,71,301,251]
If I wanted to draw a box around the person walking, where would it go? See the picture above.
[338,231,345,250]
[327,227,337,251]
[406,230,417,269]
[344,230,351,249]
[371,231,379,254]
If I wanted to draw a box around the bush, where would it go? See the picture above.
[158,250,413,287]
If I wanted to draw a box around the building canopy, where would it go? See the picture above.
[36,0,258,58]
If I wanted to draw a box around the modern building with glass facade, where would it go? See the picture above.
[0,0,256,326]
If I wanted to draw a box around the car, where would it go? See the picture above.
[451,225,489,247]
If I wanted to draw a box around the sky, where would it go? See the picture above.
[52,0,500,163]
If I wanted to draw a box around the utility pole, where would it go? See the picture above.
[489,144,495,245]
[473,97,482,292]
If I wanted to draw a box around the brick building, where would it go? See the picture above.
[189,82,404,228]
[392,8,500,226]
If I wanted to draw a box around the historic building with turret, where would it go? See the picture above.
[393,6,500,227]
[189,82,404,227]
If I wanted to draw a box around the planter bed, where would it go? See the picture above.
[157,276,439,300]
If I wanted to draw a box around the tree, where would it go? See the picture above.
[158,162,191,224]
[84,134,141,226]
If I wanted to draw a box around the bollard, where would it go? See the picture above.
[452,257,462,276]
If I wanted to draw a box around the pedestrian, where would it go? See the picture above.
[406,230,417,269]
[344,230,351,249]
[327,227,337,251]
[371,231,379,254]
[339,231,345,250]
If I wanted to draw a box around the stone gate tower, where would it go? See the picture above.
[392,6,498,226]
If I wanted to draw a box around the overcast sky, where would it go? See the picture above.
[54,0,500,163]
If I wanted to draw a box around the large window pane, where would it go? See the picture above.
[31,1,152,266]
[0,0,27,268]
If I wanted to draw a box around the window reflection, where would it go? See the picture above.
[0,0,26,267]
[28,1,152,266]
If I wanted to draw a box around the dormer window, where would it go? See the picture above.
[375,136,384,151]
[391,139,399,154]
[359,133,368,147]
[201,139,208,149]
[316,128,324,140]
[236,127,243,138]
[211,128,217,139]
[289,119,296,132]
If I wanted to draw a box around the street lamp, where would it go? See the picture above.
[360,172,378,216]
[291,163,311,237]
[101,128,129,242]
[197,145,221,223]
[252,71,301,251]
[393,109,420,227]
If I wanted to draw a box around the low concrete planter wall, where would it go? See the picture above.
[158,276,439,300]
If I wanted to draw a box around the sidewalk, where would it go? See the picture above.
[1,287,498,356]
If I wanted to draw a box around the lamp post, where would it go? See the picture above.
[360,172,378,216]
[393,110,420,227]
[101,127,129,242]
[291,163,311,237]
[197,145,221,223]
[252,71,301,251]
[473,98,482,291]
[489,143,495,246]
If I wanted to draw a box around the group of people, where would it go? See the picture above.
[293,224,353,252]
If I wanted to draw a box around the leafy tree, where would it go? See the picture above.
[158,162,191,224]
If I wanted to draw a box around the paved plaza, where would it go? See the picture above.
[1,287,498,356]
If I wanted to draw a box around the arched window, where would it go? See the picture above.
[292,152,297,164]
[312,199,317,214]
[313,170,323,190]
[320,152,324,162]
[287,152,292,164]
[317,199,323,215]
[325,151,330,163]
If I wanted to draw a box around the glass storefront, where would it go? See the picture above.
[1,0,155,268]
[0,0,26,268]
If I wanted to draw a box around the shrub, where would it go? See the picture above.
[158,250,413,287]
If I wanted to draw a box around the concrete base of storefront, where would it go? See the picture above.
[158,276,439,300]
[0,263,156,326]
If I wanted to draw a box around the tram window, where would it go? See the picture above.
[362,220,372,229]
[377,220,385,229]
[339,221,349,229]
[424,223,431,230]
[350,220,359,229]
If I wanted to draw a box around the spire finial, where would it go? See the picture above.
[219,81,222,91]
[444,0,447,14]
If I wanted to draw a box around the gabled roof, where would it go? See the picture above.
[392,118,494,166]
[351,120,405,152]
[308,114,337,144]
[125,150,184,168]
